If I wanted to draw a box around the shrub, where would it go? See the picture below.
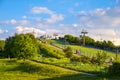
[90,56,98,64]
[107,62,120,76]
[90,51,108,65]
[80,56,91,63]
[70,55,81,62]
[64,47,73,58]
[96,51,108,65]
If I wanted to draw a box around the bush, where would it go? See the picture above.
[107,62,120,76]
[90,56,98,64]
[90,51,108,65]
[64,47,73,58]
[70,55,81,62]
[80,56,91,63]
[71,55,91,63]
[96,51,108,65]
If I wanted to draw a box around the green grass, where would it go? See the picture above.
[47,39,65,49]
[39,44,65,59]
[41,74,100,80]
[0,58,103,80]
[33,57,101,74]
[70,45,118,57]
[47,39,120,59]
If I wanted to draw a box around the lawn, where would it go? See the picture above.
[33,57,101,74]
[0,59,102,80]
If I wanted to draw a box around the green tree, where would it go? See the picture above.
[81,36,95,46]
[107,40,115,50]
[0,40,5,51]
[4,36,15,58]
[64,34,80,44]
[4,33,39,60]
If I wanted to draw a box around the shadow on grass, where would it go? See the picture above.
[40,73,102,80]
[5,61,44,74]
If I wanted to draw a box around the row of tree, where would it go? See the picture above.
[59,34,116,52]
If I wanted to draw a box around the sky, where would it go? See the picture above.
[0,0,120,45]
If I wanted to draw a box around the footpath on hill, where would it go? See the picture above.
[30,60,95,76]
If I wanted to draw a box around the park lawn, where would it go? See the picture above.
[0,58,102,80]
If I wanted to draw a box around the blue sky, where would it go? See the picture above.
[0,0,120,45]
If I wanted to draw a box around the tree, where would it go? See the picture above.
[0,40,5,52]
[95,41,103,49]
[4,36,15,58]
[4,33,39,60]
[81,36,95,46]
[107,40,115,50]
[64,34,80,44]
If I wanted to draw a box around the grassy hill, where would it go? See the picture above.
[47,39,119,58]
[0,39,119,80]
[0,59,101,80]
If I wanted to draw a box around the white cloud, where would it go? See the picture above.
[0,29,8,35]
[31,7,64,23]
[90,8,106,16]
[46,14,64,23]
[0,19,17,25]
[18,20,29,26]
[78,7,120,28]
[45,29,60,34]
[0,20,9,25]
[16,26,45,37]
[10,19,17,24]
[72,23,78,27]
[5,30,8,33]
[31,7,52,14]
[22,15,27,19]
[89,29,116,39]
[76,7,120,45]
[0,29,3,34]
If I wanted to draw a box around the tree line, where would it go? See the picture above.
[59,34,116,52]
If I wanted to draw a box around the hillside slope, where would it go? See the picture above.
[0,59,101,80]
[48,39,118,58]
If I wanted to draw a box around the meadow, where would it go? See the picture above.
[0,59,102,80]
[0,39,120,80]
[48,39,119,58]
